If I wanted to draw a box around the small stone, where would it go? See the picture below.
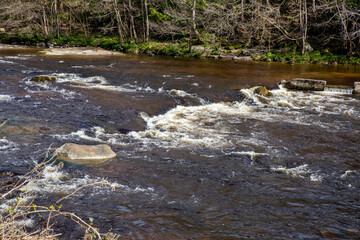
[31,75,56,83]
[0,28,5,33]
[55,143,116,165]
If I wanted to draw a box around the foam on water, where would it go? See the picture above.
[168,89,206,104]
[129,84,359,149]
[0,94,14,102]
[53,126,128,146]
[4,56,31,61]
[340,170,356,179]
[0,138,19,151]
[272,164,323,182]
[23,83,78,99]
[323,87,353,94]
[0,59,15,64]
[130,102,256,148]
[53,73,155,93]
[18,165,155,197]
[0,164,156,215]
[228,151,269,162]
[53,73,107,85]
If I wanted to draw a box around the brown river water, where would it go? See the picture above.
[0,49,360,239]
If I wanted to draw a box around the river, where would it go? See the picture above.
[0,48,360,239]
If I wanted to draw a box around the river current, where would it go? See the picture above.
[0,49,360,239]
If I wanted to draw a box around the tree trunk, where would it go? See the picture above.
[189,0,201,52]
[299,0,307,55]
[42,5,50,47]
[114,0,124,44]
[144,0,149,42]
[54,0,60,38]
[336,0,353,55]
[128,0,137,42]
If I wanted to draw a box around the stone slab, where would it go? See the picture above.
[284,78,327,91]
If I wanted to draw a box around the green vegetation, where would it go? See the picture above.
[0,0,359,64]
[252,51,360,65]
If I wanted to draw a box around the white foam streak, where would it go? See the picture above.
[272,164,323,182]
[18,165,155,198]
[53,126,128,146]
[132,102,254,148]
[0,94,14,102]
[340,170,356,179]
[0,138,19,151]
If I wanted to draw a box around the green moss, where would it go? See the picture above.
[253,50,360,65]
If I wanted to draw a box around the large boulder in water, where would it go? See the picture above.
[354,82,360,94]
[55,143,116,165]
[31,75,56,83]
[284,78,326,91]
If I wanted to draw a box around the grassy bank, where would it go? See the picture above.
[252,51,360,65]
[1,33,360,65]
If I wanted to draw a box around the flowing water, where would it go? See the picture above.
[0,48,360,239]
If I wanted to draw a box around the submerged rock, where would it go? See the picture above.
[249,86,272,96]
[354,82,360,94]
[31,75,56,83]
[55,143,116,165]
[216,89,246,103]
[284,78,326,91]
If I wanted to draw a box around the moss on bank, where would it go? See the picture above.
[252,50,360,65]
[1,33,360,65]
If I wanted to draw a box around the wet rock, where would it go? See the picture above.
[256,95,275,104]
[117,128,132,134]
[169,89,202,106]
[31,75,56,83]
[216,90,246,103]
[249,86,272,96]
[0,124,40,137]
[284,78,327,91]
[354,82,360,94]
[55,143,116,165]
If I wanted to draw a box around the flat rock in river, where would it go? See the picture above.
[284,78,327,91]
[55,143,116,165]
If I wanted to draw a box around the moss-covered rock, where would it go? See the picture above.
[31,75,56,83]
[249,86,272,96]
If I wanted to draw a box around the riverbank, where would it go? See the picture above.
[0,34,360,64]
